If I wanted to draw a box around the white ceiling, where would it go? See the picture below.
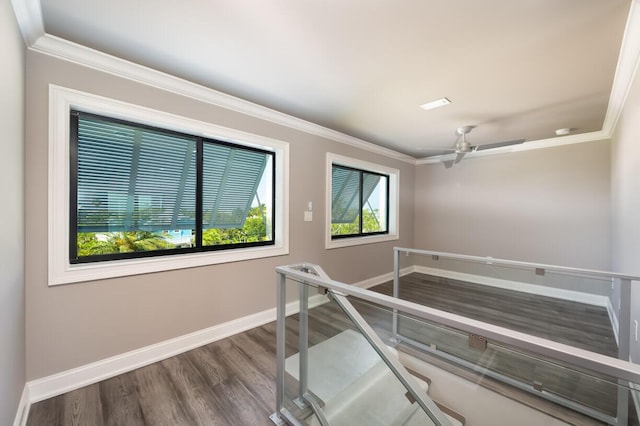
[37,0,631,158]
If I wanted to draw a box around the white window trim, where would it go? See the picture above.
[49,85,289,286]
[325,153,399,249]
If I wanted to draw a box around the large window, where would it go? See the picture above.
[331,164,389,238]
[326,153,399,249]
[70,111,275,263]
[49,85,288,285]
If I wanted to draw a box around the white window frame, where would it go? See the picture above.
[49,85,289,286]
[325,153,399,249]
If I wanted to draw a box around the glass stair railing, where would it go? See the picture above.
[270,264,454,426]
[286,330,440,426]
[349,295,632,425]
[271,260,640,426]
[390,247,640,425]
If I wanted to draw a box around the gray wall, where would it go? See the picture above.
[611,58,640,362]
[21,21,631,387]
[0,1,26,423]
[414,141,611,270]
[25,51,415,380]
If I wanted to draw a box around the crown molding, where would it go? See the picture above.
[417,1,640,166]
[415,130,611,165]
[10,0,43,46]
[25,32,416,164]
[12,0,640,166]
[602,0,640,134]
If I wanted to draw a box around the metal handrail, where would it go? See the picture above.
[394,246,640,281]
[393,246,637,424]
[272,263,452,426]
[329,290,451,425]
[275,264,640,385]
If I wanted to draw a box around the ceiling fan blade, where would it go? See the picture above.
[420,148,456,158]
[474,138,526,151]
[421,148,457,152]
[454,152,466,163]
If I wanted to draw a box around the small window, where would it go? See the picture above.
[326,153,399,249]
[331,164,389,238]
[70,111,275,263]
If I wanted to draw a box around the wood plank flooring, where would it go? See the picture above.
[370,273,618,357]
[27,325,281,426]
[354,273,621,418]
[26,272,627,425]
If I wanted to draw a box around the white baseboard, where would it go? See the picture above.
[24,264,406,407]
[352,266,415,289]
[13,385,30,426]
[23,264,406,406]
[413,265,610,308]
[19,264,619,423]
[26,293,327,404]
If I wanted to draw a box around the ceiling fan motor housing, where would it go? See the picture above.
[456,125,475,136]
[455,140,472,153]
[455,125,474,152]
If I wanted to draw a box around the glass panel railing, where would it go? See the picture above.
[273,261,640,426]
[273,271,451,426]
[393,249,621,357]
[348,295,635,425]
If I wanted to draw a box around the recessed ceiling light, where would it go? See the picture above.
[555,128,571,136]
[420,97,451,110]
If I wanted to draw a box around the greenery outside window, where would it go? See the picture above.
[49,85,288,285]
[331,164,389,238]
[326,153,399,249]
[71,111,275,263]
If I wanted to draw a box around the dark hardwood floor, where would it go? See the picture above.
[359,273,621,419]
[27,325,280,426]
[26,273,627,425]
[370,273,618,357]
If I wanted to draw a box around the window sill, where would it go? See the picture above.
[325,233,398,250]
[325,153,400,251]
[49,85,290,286]
[51,244,289,286]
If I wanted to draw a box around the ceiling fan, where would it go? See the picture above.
[425,125,526,165]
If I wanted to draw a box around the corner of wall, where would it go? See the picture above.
[1,0,26,425]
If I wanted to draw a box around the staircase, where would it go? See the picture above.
[272,262,640,426]
[285,329,465,426]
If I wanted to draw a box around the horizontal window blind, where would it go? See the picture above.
[331,165,382,224]
[76,114,268,233]
[72,110,276,263]
[76,114,197,232]
[202,143,268,228]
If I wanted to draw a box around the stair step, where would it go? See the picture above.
[403,406,464,426]
[310,363,427,425]
[287,330,464,425]
[434,401,466,426]
[387,345,431,394]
